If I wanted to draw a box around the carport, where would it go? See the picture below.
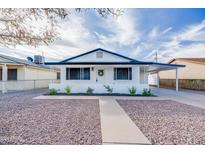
[146,63,185,91]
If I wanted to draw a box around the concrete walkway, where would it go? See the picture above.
[151,87,205,109]
[99,97,150,144]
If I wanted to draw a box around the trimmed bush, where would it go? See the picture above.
[65,86,71,95]
[86,87,94,94]
[142,88,153,96]
[104,85,113,94]
[49,88,57,95]
[129,86,137,96]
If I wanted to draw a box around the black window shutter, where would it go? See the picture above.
[114,68,117,80]
[66,68,70,80]
[129,68,132,80]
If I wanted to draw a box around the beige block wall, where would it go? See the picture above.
[24,66,58,80]
[159,60,205,79]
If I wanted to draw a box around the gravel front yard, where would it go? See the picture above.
[0,89,102,144]
[117,99,205,145]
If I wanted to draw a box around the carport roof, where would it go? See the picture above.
[147,62,185,73]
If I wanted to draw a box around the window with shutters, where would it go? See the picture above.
[66,68,90,80]
[114,67,132,80]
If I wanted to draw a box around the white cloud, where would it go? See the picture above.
[175,20,205,41]
[95,10,140,46]
[158,20,205,61]
[133,20,205,62]
[0,12,99,61]
[162,27,172,35]
[148,27,159,39]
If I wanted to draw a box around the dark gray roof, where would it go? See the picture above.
[0,54,59,71]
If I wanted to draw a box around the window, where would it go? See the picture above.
[66,68,90,80]
[114,68,132,80]
[57,72,60,80]
[96,51,103,58]
[8,69,17,80]
[140,66,148,84]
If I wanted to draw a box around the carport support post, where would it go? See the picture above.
[176,68,179,92]
[2,64,8,93]
[157,72,160,88]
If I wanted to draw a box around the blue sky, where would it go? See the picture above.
[1,8,205,62]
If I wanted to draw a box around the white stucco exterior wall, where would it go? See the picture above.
[50,65,149,94]
[49,49,149,94]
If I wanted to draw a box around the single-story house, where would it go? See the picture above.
[0,54,60,93]
[46,48,185,94]
[158,58,205,90]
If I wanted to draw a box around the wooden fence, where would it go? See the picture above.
[160,79,205,91]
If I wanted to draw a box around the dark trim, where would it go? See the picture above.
[60,48,137,63]
[45,61,185,67]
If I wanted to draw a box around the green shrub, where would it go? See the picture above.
[129,86,137,96]
[49,88,57,95]
[86,87,94,94]
[104,85,113,94]
[65,86,71,95]
[142,88,153,96]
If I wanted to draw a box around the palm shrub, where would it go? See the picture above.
[142,88,152,96]
[86,87,94,94]
[65,86,71,95]
[129,86,137,96]
[49,88,57,95]
[104,85,113,94]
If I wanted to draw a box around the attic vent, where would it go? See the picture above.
[96,51,103,58]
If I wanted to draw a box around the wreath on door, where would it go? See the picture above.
[98,70,104,76]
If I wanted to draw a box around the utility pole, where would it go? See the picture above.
[154,51,160,88]
[154,51,158,62]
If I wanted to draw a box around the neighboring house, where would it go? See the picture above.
[46,48,184,94]
[158,58,205,90]
[0,54,60,93]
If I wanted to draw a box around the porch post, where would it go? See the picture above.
[157,72,160,88]
[176,68,179,92]
[2,64,8,93]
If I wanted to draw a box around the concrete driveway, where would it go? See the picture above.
[151,87,205,109]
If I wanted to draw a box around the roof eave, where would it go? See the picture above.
[60,48,137,63]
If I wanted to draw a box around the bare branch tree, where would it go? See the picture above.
[0,8,124,47]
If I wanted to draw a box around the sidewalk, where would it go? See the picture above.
[99,97,150,144]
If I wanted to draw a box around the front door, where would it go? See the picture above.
[96,69,105,84]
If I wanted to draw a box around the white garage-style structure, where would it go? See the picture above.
[46,48,185,94]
